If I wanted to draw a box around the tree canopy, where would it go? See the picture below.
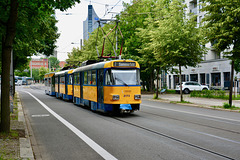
[48,57,60,70]
[201,0,240,107]
[0,0,81,133]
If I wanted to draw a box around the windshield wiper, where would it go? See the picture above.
[115,77,128,86]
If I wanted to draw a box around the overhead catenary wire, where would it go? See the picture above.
[57,0,127,54]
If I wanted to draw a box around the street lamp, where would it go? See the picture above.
[71,39,82,50]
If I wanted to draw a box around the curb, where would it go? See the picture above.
[17,92,34,160]
[146,96,240,113]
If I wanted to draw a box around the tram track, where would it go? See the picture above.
[141,110,240,135]
[113,117,236,160]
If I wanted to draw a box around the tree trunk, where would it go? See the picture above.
[156,68,159,99]
[0,0,19,133]
[229,60,234,108]
[149,69,154,92]
[179,64,183,102]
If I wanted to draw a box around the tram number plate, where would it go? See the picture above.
[124,95,130,97]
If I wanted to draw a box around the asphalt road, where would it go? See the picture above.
[17,85,240,160]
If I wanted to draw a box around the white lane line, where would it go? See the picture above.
[141,104,240,123]
[25,91,117,160]
[32,114,50,117]
[184,128,240,145]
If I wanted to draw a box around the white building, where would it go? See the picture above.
[166,0,239,90]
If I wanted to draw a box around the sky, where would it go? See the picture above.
[54,0,131,61]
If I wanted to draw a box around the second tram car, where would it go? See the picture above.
[55,69,74,101]
[44,73,55,95]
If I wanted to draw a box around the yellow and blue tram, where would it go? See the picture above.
[45,59,141,113]
[55,69,74,101]
[44,73,55,96]
[73,59,141,113]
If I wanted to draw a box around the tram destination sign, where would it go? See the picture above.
[114,62,136,67]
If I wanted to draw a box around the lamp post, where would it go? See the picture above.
[71,39,82,50]
[30,59,32,78]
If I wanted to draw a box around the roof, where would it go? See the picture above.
[73,60,140,73]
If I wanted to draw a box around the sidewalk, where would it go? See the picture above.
[17,92,34,160]
[0,92,34,159]
[142,94,240,111]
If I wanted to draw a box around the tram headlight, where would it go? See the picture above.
[134,94,141,100]
[112,95,120,101]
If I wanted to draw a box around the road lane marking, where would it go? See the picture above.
[25,91,117,160]
[184,128,240,145]
[141,104,240,123]
[32,114,50,117]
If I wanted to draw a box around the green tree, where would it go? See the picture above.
[118,0,158,91]
[234,60,240,74]
[13,7,60,71]
[138,0,206,101]
[0,0,80,133]
[39,67,48,81]
[66,47,86,67]
[14,70,30,77]
[48,57,60,71]
[32,68,40,81]
[201,0,240,107]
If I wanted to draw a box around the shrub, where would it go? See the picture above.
[153,94,158,99]
[166,89,176,94]
[191,90,228,99]
[223,102,236,109]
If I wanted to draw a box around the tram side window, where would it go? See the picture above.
[92,70,96,85]
[88,71,91,85]
[84,72,88,85]
[98,69,104,86]
[105,69,113,85]
[44,78,47,86]
[61,76,65,84]
[77,73,80,84]
[74,73,77,85]
[74,73,79,85]
[55,77,58,84]
[69,75,73,85]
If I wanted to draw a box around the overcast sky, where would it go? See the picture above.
[54,0,131,61]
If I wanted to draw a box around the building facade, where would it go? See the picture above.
[29,58,48,69]
[166,0,239,90]
[59,61,66,68]
[83,5,101,41]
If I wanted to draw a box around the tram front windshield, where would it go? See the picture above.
[105,69,140,86]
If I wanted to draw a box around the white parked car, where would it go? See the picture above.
[176,81,209,94]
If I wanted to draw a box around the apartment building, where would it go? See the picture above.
[166,0,239,90]
[29,58,48,69]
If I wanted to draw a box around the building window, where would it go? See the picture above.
[224,72,230,88]
[200,73,205,85]
[211,73,221,86]
[190,74,198,82]
[169,75,171,89]
[206,74,210,85]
